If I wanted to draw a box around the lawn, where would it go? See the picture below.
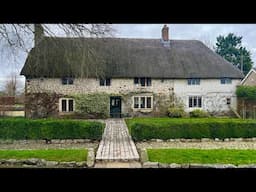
[147,148,256,165]
[0,149,88,162]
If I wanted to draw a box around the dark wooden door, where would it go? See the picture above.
[110,97,121,118]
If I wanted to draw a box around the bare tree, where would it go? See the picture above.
[0,24,114,52]
[4,73,23,96]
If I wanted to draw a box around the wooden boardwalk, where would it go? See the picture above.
[96,119,139,161]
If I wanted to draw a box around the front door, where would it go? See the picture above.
[110,96,121,118]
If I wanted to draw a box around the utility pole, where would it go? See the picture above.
[240,51,244,74]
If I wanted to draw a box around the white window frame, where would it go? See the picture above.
[59,98,75,112]
[188,96,202,108]
[132,96,153,110]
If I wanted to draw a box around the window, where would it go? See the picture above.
[99,78,111,86]
[146,78,152,86]
[134,97,139,108]
[226,98,231,105]
[134,78,139,84]
[140,78,145,86]
[60,98,74,112]
[140,97,145,108]
[188,78,200,85]
[133,96,153,109]
[220,78,232,84]
[146,97,152,108]
[62,77,74,85]
[134,77,152,86]
[189,96,202,108]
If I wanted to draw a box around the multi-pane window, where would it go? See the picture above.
[99,78,111,86]
[189,96,202,108]
[134,77,151,86]
[188,78,200,85]
[60,98,74,112]
[133,96,153,109]
[61,77,74,85]
[220,78,232,84]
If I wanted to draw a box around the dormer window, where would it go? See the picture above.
[220,78,232,84]
[188,78,200,85]
[62,77,74,85]
[134,77,151,86]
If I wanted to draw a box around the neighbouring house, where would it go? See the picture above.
[237,68,256,119]
[240,68,256,86]
[20,24,244,118]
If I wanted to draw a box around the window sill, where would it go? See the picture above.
[133,109,153,113]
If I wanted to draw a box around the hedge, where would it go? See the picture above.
[236,86,256,100]
[0,118,104,140]
[126,118,256,141]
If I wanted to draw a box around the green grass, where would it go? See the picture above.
[147,148,256,165]
[125,117,256,140]
[0,149,88,162]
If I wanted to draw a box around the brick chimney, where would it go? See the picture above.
[34,24,44,46]
[161,24,169,41]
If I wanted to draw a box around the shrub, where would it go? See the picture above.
[126,118,256,141]
[0,118,104,140]
[74,93,109,118]
[167,107,186,118]
[236,86,256,100]
[189,109,209,118]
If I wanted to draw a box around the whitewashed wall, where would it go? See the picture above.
[174,79,241,112]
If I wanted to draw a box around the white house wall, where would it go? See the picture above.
[174,79,241,112]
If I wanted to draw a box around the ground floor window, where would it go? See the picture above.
[189,96,202,108]
[60,98,74,112]
[133,96,153,109]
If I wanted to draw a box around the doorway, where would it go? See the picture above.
[110,96,121,118]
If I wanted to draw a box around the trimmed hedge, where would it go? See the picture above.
[126,118,256,141]
[0,118,104,140]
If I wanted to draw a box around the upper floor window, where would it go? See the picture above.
[134,77,151,86]
[220,78,232,84]
[60,98,74,112]
[188,78,200,85]
[100,78,111,86]
[62,77,74,85]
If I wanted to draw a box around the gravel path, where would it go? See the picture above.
[136,141,256,150]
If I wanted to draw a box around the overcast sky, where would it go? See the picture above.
[0,24,256,90]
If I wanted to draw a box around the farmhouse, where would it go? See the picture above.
[20,25,244,118]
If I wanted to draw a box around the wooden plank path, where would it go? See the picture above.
[96,119,140,161]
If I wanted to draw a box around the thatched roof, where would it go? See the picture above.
[20,37,244,79]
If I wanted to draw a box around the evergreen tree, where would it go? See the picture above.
[215,33,253,75]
